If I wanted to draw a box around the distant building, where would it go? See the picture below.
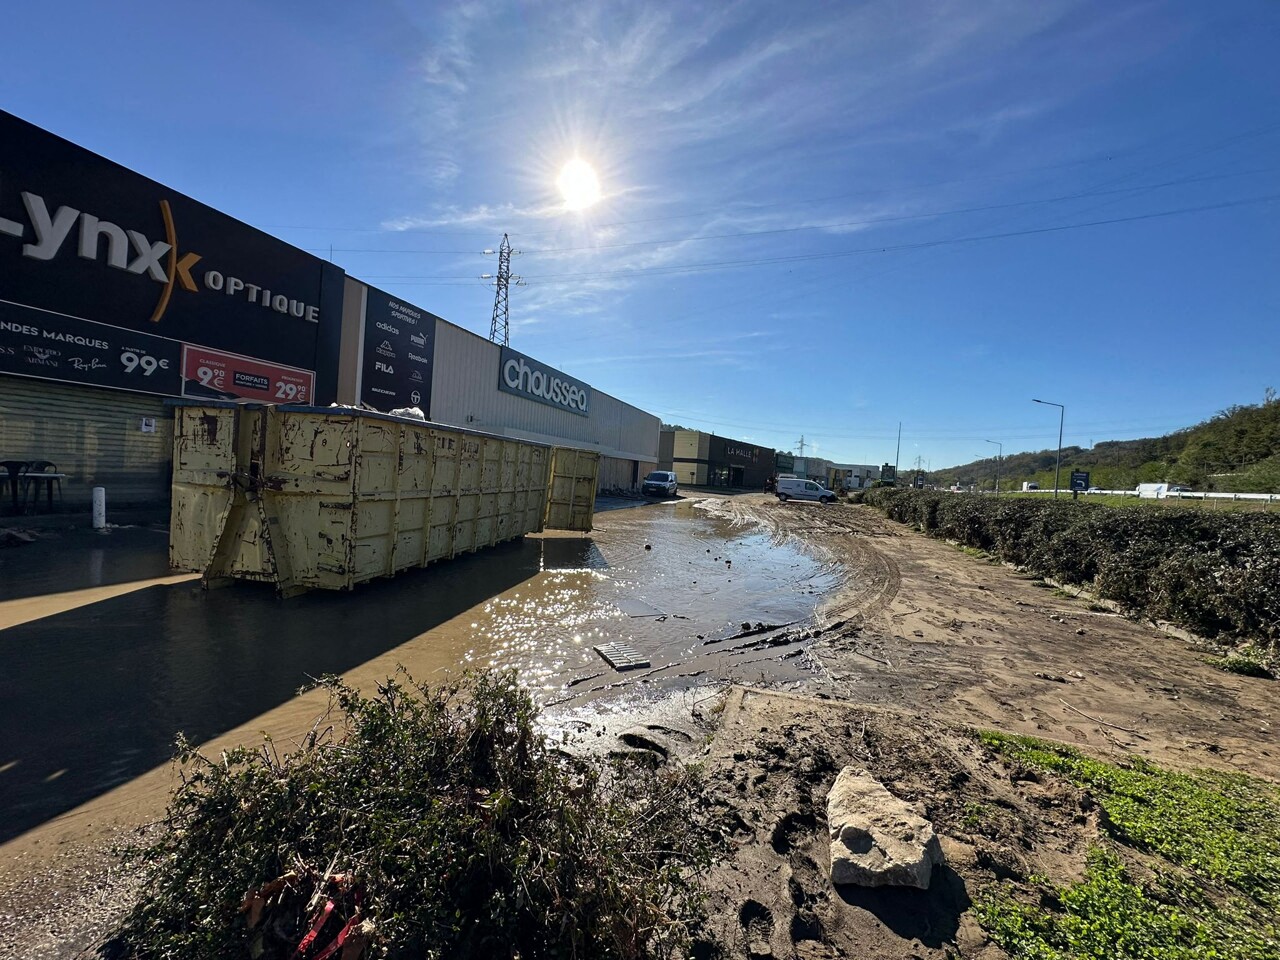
[791,457,834,484]
[828,463,882,490]
[658,430,776,489]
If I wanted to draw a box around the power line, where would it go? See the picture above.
[358,193,1280,284]
[653,412,1205,444]
[304,167,1278,259]
[259,118,1280,241]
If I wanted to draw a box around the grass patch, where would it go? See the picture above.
[1207,646,1276,679]
[110,671,710,960]
[974,731,1280,959]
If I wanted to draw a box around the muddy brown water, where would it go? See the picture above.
[0,499,836,845]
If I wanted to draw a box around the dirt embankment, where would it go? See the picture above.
[680,496,1279,958]
[705,496,1278,781]
[694,686,1096,960]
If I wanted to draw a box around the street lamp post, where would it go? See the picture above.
[1032,399,1065,499]
[984,439,1003,495]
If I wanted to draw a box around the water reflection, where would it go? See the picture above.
[0,538,556,844]
[0,502,836,844]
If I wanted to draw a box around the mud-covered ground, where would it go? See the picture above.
[3,495,1277,959]
[709,496,1279,778]
[679,496,1280,959]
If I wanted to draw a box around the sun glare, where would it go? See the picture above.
[557,158,602,210]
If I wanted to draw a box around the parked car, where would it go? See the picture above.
[642,470,678,497]
[776,477,838,504]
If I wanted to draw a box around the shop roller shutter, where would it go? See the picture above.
[0,374,172,507]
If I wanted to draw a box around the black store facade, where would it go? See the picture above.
[0,110,345,508]
[710,436,773,489]
[659,429,775,490]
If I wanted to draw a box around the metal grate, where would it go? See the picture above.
[593,641,650,671]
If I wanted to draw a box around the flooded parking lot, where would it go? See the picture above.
[0,497,838,844]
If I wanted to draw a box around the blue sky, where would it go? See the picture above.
[5,1,1278,468]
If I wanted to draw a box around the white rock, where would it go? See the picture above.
[827,766,943,889]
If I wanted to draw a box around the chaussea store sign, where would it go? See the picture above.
[0,110,344,402]
[498,346,590,417]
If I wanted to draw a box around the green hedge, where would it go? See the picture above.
[863,489,1280,646]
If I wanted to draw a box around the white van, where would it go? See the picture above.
[777,477,839,504]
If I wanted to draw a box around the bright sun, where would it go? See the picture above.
[556,158,602,210]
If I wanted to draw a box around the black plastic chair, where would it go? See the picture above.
[1,460,30,515]
[24,460,64,513]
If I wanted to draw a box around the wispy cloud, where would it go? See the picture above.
[406,2,485,186]
[382,0,1174,330]
[381,202,563,232]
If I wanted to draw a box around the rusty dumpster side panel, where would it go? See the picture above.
[169,405,241,573]
[168,403,576,593]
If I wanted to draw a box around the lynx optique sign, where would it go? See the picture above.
[497,346,590,417]
[0,110,344,401]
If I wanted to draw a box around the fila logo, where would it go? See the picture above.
[375,361,394,374]
[0,175,320,324]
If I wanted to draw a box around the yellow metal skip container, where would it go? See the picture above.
[168,402,599,595]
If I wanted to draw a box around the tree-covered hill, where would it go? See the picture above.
[933,389,1280,493]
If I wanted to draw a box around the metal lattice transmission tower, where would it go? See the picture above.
[487,234,520,346]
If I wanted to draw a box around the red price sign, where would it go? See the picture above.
[181,345,315,404]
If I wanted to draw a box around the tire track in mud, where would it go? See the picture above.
[696,496,902,629]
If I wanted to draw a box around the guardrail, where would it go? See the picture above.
[1013,488,1279,502]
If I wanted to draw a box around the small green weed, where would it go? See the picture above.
[1208,647,1275,679]
[978,847,1277,960]
[960,801,991,830]
[973,731,1280,959]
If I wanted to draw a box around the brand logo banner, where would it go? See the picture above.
[498,346,590,417]
[0,299,320,403]
[0,110,344,400]
[359,287,436,412]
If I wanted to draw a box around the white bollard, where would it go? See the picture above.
[92,486,107,530]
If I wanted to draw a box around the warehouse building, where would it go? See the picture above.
[658,429,775,490]
[828,463,883,490]
[0,111,658,509]
[333,279,658,492]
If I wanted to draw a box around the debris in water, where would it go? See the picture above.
[593,642,650,671]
